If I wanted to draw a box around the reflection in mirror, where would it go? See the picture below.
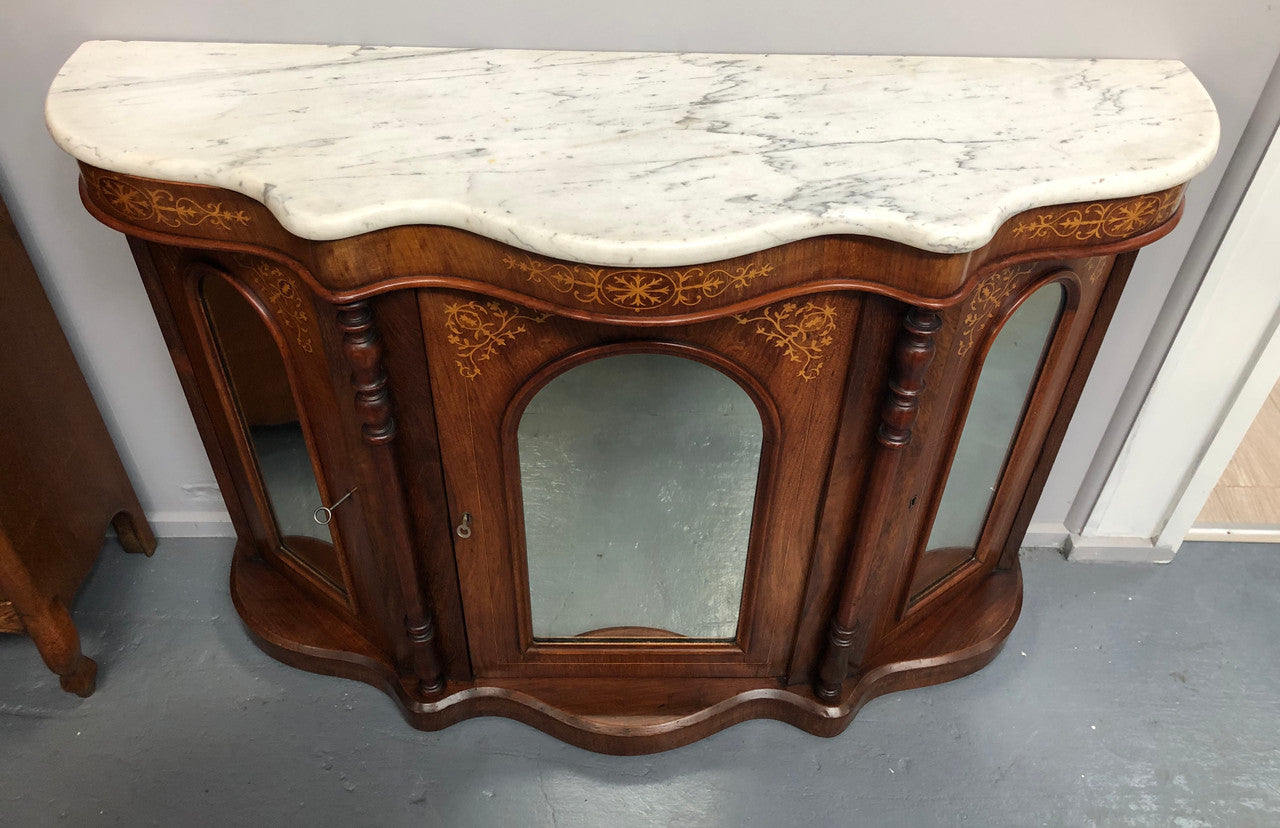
[518,354,763,640]
[200,274,345,590]
[916,284,1065,595]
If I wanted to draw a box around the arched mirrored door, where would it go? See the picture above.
[417,288,858,677]
[517,353,763,641]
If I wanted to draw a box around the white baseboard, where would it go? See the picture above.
[1063,532,1176,563]
[1019,521,1070,551]
[145,510,236,538]
[1185,523,1280,544]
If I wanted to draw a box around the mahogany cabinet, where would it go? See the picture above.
[46,42,1217,752]
[74,167,1169,747]
[0,191,155,697]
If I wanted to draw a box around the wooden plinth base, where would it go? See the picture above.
[231,552,1021,755]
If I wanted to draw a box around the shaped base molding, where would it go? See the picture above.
[231,549,1021,755]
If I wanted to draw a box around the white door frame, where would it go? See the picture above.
[1067,120,1280,561]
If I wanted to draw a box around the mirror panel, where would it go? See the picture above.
[200,274,346,590]
[917,284,1065,593]
[518,353,763,640]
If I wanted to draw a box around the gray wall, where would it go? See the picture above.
[3,1,1279,530]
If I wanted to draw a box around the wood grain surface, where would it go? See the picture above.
[74,163,1178,750]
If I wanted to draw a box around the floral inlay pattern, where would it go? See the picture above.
[444,300,549,379]
[1085,257,1110,285]
[503,255,774,312]
[95,174,251,231]
[232,256,314,353]
[956,264,1035,357]
[733,301,838,381]
[1011,189,1181,243]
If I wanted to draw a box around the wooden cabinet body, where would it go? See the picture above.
[0,192,155,696]
[75,164,1175,751]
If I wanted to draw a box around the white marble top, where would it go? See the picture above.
[47,41,1218,266]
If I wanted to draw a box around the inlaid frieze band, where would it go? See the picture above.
[504,255,773,313]
[1012,189,1181,244]
[91,172,252,231]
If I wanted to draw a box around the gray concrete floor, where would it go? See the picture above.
[2,539,1279,826]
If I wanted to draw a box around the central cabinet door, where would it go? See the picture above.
[418,289,860,678]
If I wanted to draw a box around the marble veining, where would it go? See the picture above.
[46,41,1219,266]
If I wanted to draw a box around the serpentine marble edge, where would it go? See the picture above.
[46,41,1219,267]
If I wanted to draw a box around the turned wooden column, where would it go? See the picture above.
[336,301,446,696]
[816,306,941,701]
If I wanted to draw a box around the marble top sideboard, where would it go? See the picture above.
[44,42,1221,754]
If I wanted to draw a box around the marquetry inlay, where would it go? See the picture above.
[956,265,1036,357]
[503,255,773,312]
[92,173,252,231]
[443,300,549,379]
[733,301,838,381]
[231,256,315,353]
[1012,189,1181,243]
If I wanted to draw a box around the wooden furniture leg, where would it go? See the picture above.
[0,530,98,697]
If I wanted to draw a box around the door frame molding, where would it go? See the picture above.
[1067,119,1280,561]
